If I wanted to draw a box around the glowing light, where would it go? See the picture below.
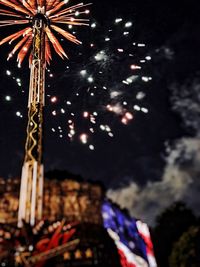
[16,111,23,118]
[130,64,141,70]
[91,23,96,28]
[90,115,96,124]
[145,56,152,61]
[5,95,11,101]
[50,96,57,103]
[80,133,88,144]
[115,18,123,23]
[125,112,133,120]
[123,75,138,85]
[94,50,107,61]
[121,117,128,125]
[142,76,152,82]
[89,144,94,150]
[133,105,141,111]
[6,70,11,76]
[70,129,75,135]
[125,22,132,28]
[141,107,149,113]
[110,91,121,99]
[83,111,89,118]
[136,92,146,100]
[100,125,106,131]
[88,76,94,83]
[105,125,111,132]
[123,31,129,36]
[107,104,123,115]
[80,70,87,77]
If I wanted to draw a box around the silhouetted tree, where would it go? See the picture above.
[169,225,200,267]
[152,202,197,267]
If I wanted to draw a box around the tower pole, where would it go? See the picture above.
[18,12,46,227]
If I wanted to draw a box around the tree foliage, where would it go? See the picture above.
[169,226,200,267]
[152,202,197,267]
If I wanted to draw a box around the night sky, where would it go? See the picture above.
[0,0,200,223]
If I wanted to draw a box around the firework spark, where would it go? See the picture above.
[45,18,152,149]
[0,0,91,66]
[2,16,152,151]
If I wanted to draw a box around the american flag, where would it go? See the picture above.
[102,200,157,267]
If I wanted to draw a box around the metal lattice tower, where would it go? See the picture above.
[18,11,46,227]
[0,0,90,228]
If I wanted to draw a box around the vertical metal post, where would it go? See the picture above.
[18,15,45,227]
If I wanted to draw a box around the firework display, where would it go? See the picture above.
[0,0,90,66]
[2,17,152,153]
[0,0,90,227]
[0,1,156,265]
[46,18,152,150]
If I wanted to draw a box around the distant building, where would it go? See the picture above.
[0,176,121,267]
[0,177,103,225]
[0,176,156,267]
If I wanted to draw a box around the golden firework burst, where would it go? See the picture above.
[0,0,91,65]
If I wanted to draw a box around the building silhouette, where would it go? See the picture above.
[0,175,121,267]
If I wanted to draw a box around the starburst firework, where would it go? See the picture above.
[0,0,90,65]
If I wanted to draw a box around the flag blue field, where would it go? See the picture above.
[102,200,157,267]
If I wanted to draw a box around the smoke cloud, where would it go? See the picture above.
[108,77,200,225]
